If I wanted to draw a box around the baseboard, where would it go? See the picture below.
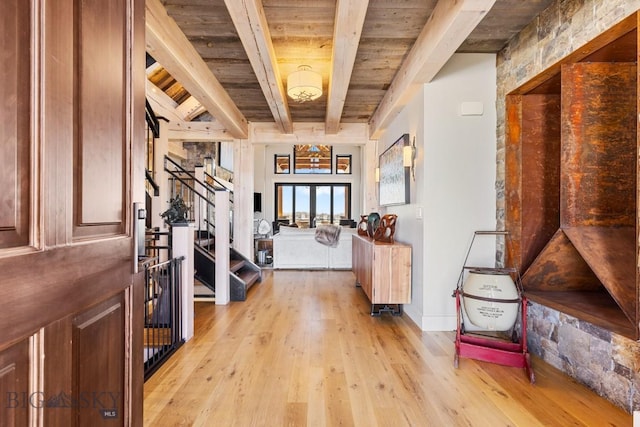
[402,305,421,328]
[421,314,456,332]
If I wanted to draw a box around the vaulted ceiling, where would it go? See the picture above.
[145,0,554,140]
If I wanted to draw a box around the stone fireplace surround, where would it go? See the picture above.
[496,0,640,413]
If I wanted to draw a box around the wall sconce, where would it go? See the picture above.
[403,136,417,181]
[375,167,380,183]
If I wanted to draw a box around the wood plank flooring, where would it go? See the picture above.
[143,270,631,426]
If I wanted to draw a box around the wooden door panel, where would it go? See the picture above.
[0,339,30,427]
[75,0,127,237]
[44,317,73,426]
[0,0,31,249]
[73,294,125,426]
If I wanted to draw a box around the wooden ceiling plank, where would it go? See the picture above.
[224,0,293,134]
[368,0,496,139]
[325,0,369,134]
[145,0,249,139]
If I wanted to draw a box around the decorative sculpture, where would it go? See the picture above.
[160,195,189,225]
[357,215,369,236]
[373,214,398,243]
[366,212,381,238]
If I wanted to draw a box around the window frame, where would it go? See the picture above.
[274,182,352,228]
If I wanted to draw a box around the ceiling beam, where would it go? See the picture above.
[368,0,496,139]
[145,0,249,139]
[325,0,369,135]
[166,121,232,142]
[146,80,181,122]
[224,0,293,134]
[250,122,369,145]
[146,80,232,141]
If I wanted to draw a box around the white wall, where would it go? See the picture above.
[378,53,497,331]
[253,144,362,227]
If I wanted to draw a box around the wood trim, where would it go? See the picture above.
[250,122,370,145]
[224,0,293,134]
[0,238,132,350]
[369,0,496,139]
[0,0,31,249]
[325,0,369,134]
[145,0,249,139]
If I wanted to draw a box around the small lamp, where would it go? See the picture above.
[287,65,322,103]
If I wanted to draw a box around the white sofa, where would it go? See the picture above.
[272,226,355,269]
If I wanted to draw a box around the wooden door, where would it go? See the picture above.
[0,0,145,425]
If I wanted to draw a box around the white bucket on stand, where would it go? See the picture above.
[462,268,520,331]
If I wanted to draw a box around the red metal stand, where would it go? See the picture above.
[453,231,535,384]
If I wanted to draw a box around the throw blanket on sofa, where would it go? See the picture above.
[315,225,342,248]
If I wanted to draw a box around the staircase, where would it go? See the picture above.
[164,156,262,301]
[193,231,261,301]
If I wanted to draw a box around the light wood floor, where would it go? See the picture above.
[144,270,631,426]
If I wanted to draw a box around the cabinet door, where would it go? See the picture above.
[353,236,373,300]
[372,246,411,304]
[0,0,145,424]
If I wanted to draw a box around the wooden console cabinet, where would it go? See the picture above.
[352,234,411,315]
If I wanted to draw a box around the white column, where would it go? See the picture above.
[152,121,171,262]
[171,223,194,341]
[215,191,230,305]
[233,139,254,257]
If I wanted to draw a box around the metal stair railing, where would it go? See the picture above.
[164,155,235,246]
[164,155,216,237]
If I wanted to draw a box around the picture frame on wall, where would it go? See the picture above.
[379,133,410,206]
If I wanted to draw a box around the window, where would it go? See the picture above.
[274,154,290,174]
[294,145,332,174]
[336,155,351,174]
[275,183,351,227]
[218,141,234,171]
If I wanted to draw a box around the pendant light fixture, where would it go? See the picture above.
[287,65,322,102]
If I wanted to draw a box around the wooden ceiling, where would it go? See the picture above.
[146,0,554,139]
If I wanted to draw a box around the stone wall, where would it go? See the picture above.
[496,0,640,412]
[182,141,233,182]
[528,302,640,411]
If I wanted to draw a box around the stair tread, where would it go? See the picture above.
[230,259,245,273]
[236,270,261,287]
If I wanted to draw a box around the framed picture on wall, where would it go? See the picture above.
[274,154,290,174]
[379,133,410,206]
